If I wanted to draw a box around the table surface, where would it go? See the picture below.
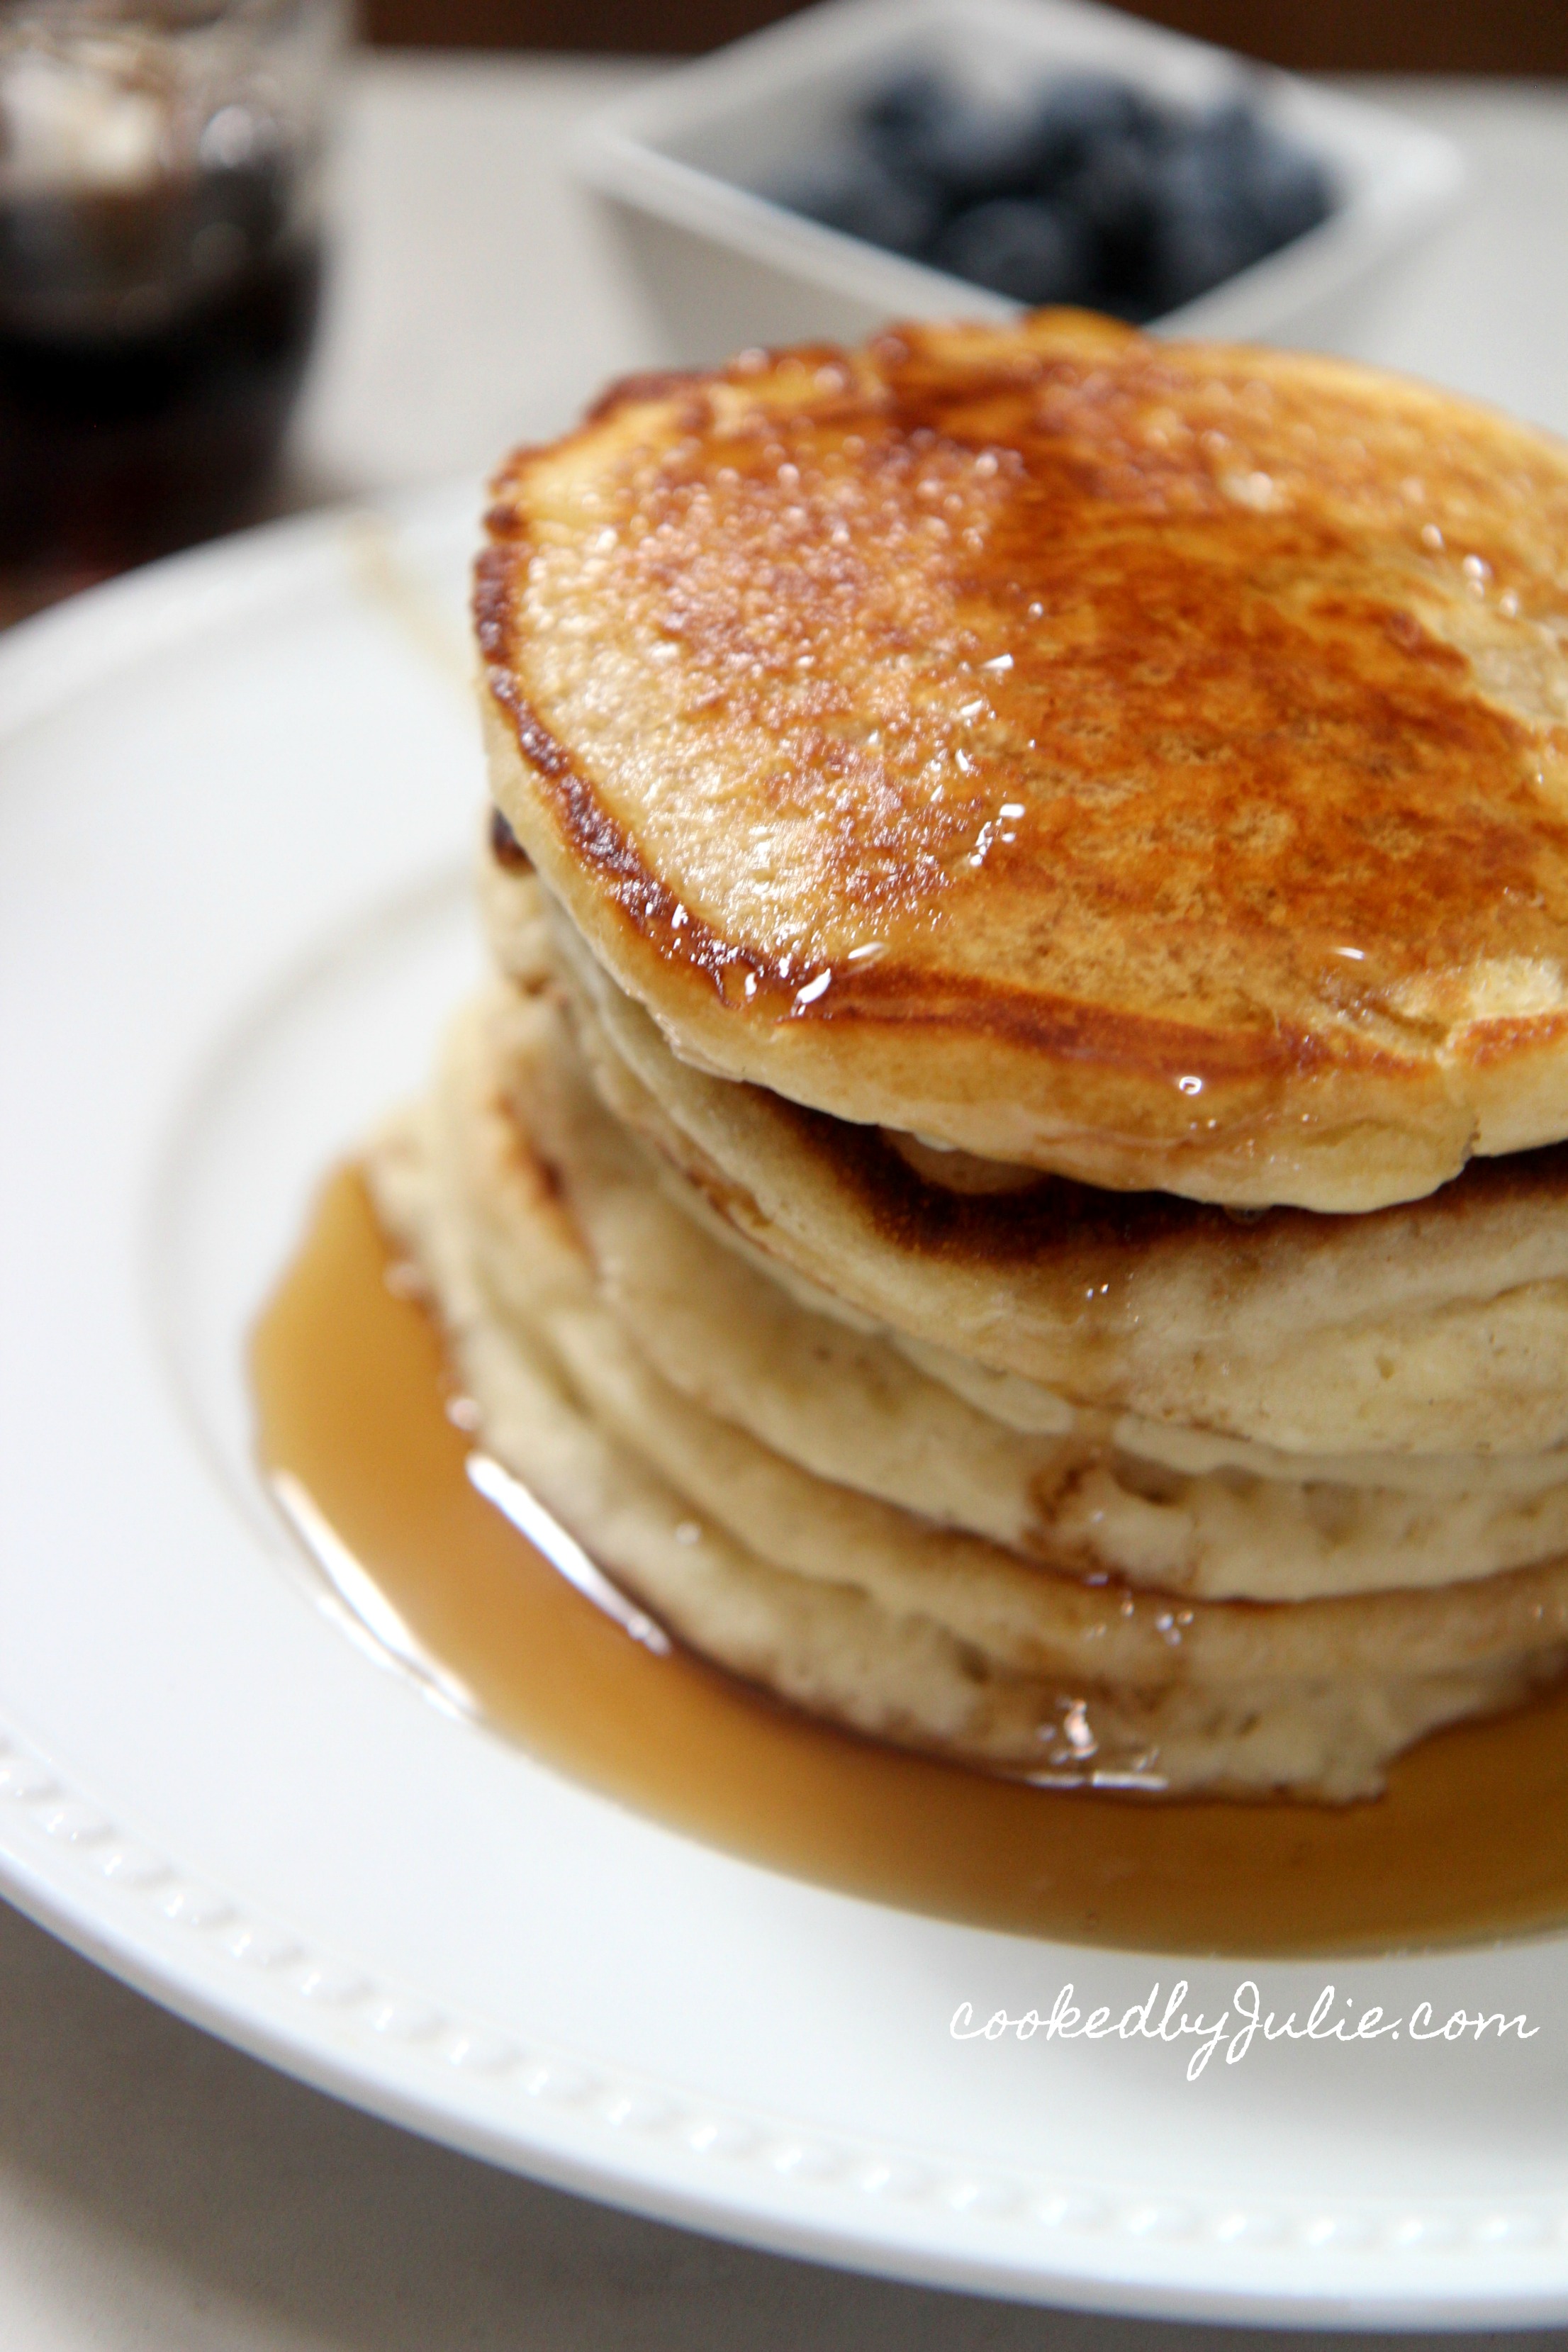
[8,52,1568,2351]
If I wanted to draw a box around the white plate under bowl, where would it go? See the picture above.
[1,488,1566,2328]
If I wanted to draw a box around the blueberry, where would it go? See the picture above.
[914,101,1054,203]
[1243,132,1333,249]
[1146,137,1260,309]
[931,198,1098,307]
[857,73,1023,204]
[1187,96,1260,152]
[1060,134,1160,288]
[954,74,1149,203]
[1145,106,1334,308]
[856,70,959,177]
[1009,73,1152,195]
[775,152,945,259]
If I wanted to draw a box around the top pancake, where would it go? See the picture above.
[477,311,1568,1211]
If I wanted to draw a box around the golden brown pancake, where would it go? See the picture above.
[466,956,1568,1604]
[364,986,1567,1798]
[477,312,1568,1211]
[536,875,1568,1462]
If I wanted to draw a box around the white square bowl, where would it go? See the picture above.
[575,0,1465,364]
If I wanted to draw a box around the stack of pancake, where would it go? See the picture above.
[371,310,1568,1801]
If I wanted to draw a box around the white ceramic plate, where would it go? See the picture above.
[2,488,1567,2329]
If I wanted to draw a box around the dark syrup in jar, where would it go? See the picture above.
[252,1166,1568,1959]
[0,156,321,588]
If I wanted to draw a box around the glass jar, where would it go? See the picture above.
[0,0,347,615]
